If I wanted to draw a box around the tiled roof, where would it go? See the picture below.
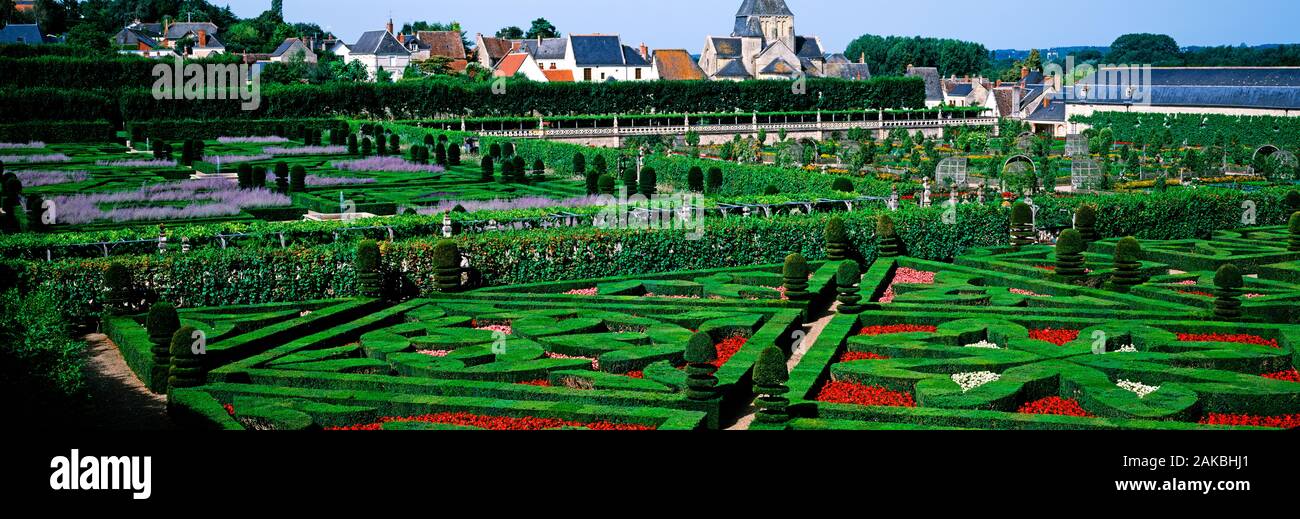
[907,66,943,101]
[711,37,743,59]
[516,38,567,60]
[478,35,513,61]
[352,30,410,56]
[992,88,1016,116]
[0,24,42,44]
[494,52,529,76]
[714,59,751,79]
[654,49,706,80]
[542,69,574,82]
[571,35,626,66]
[417,31,466,60]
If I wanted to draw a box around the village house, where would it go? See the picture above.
[342,20,413,81]
[112,19,225,58]
[697,0,830,81]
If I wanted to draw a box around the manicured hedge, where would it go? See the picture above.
[0,88,117,122]
[0,56,159,89]
[125,118,349,141]
[118,76,926,120]
[1071,112,1300,149]
[0,121,117,143]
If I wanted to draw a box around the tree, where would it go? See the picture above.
[752,346,790,423]
[687,166,704,193]
[638,167,656,197]
[0,0,14,29]
[1107,33,1183,66]
[496,26,524,39]
[33,0,68,35]
[524,18,559,39]
[65,22,111,51]
[480,156,494,182]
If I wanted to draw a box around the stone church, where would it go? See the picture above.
[697,0,833,81]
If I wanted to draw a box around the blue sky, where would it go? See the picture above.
[221,0,1300,52]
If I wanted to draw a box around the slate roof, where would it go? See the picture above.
[352,31,410,56]
[0,24,42,44]
[992,88,1016,116]
[826,54,851,64]
[542,69,575,82]
[761,58,799,76]
[517,37,568,60]
[827,62,871,81]
[654,49,706,80]
[907,66,943,101]
[1067,67,1300,109]
[164,22,218,40]
[1020,85,1045,110]
[794,36,822,59]
[737,0,794,16]
[417,31,466,60]
[271,38,306,57]
[196,33,224,49]
[1027,99,1067,122]
[947,83,974,97]
[711,37,743,59]
[1023,70,1044,85]
[571,35,626,66]
[114,27,161,48]
[622,45,650,67]
[714,59,752,79]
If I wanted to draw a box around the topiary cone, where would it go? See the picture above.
[825,216,850,261]
[783,253,811,301]
[1108,236,1145,292]
[1289,213,1300,252]
[1054,229,1087,278]
[684,332,718,400]
[1010,202,1035,250]
[355,240,383,298]
[167,325,207,393]
[1214,264,1244,320]
[1074,204,1099,244]
[753,346,790,423]
[876,214,899,258]
[433,239,461,292]
[835,260,864,314]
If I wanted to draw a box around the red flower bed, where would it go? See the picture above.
[1035,265,1056,272]
[816,381,915,407]
[327,412,655,431]
[1177,290,1215,298]
[624,371,644,379]
[1029,328,1081,346]
[840,351,889,362]
[223,404,235,417]
[712,335,748,367]
[1177,333,1279,349]
[1262,369,1300,383]
[860,324,937,336]
[1017,397,1094,418]
[1199,413,1300,429]
[516,379,551,387]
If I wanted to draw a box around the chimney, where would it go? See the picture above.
[197,29,207,47]
[639,42,649,61]
[1021,66,1029,80]
[398,33,405,43]
[387,19,394,35]
[1042,95,1050,108]
[859,52,865,64]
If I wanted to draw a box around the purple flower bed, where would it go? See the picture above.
[217,136,289,144]
[0,141,45,150]
[264,146,348,156]
[95,159,178,167]
[332,157,445,173]
[51,178,290,224]
[418,195,608,214]
[2,154,71,164]
[306,175,377,186]
[12,170,90,187]
[201,154,271,164]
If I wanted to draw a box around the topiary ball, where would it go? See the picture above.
[832,177,855,192]
[783,253,809,279]
[355,240,380,272]
[1214,264,1244,290]
[753,346,789,387]
[146,302,180,342]
[1011,202,1032,225]
[764,184,780,195]
[684,332,716,364]
[836,260,861,287]
[1115,236,1142,263]
[1289,212,1300,234]
[1056,229,1085,255]
[1287,190,1300,210]
[103,263,132,293]
[1075,204,1097,227]
[432,239,459,268]
[825,216,847,243]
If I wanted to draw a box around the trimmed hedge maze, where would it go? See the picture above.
[127,264,837,430]
[770,230,1300,430]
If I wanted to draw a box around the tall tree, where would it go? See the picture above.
[1107,33,1183,66]
[34,0,68,34]
[524,18,558,39]
[0,0,14,29]
[496,26,523,39]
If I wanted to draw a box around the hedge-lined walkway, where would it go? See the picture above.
[727,304,838,430]
[81,333,175,430]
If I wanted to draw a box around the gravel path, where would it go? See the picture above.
[80,333,176,431]
[726,302,838,430]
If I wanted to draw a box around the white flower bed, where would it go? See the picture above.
[1114,344,1138,353]
[1117,379,1160,398]
[964,340,1000,349]
[952,371,1000,392]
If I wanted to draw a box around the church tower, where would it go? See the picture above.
[733,0,796,49]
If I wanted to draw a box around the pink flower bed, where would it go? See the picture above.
[546,352,599,370]
[417,350,451,357]
[476,324,513,335]
[879,268,936,304]
[1010,288,1051,297]
[564,288,598,296]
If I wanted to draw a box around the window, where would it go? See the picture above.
[584,68,592,81]
[635,68,642,80]
[600,72,606,80]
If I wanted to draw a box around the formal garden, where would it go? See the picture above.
[2,64,1299,430]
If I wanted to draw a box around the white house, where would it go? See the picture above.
[493,51,550,81]
[269,38,317,63]
[346,22,412,81]
[563,34,655,82]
